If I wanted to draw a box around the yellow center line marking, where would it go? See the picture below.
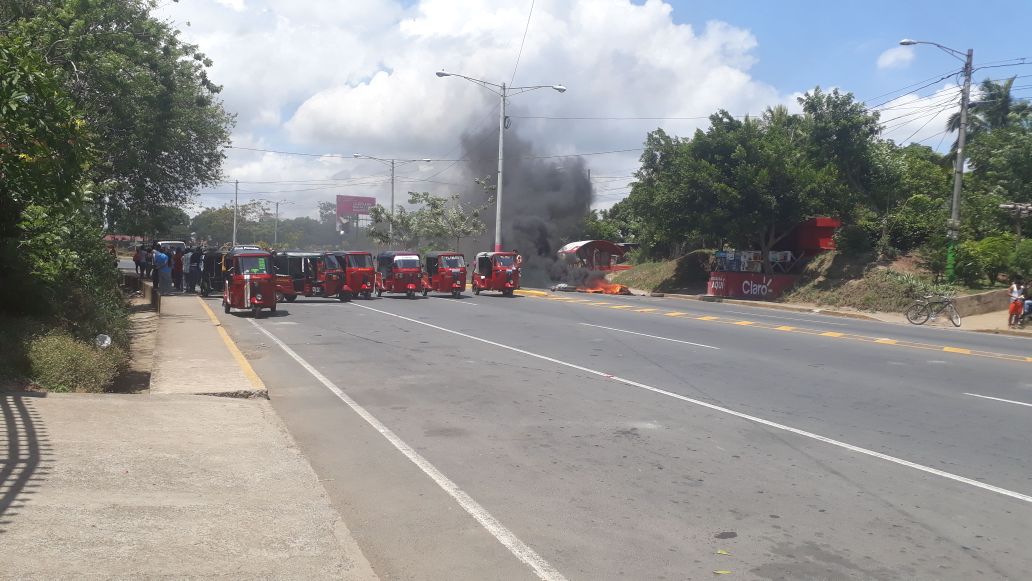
[526,291,1032,365]
[196,297,266,390]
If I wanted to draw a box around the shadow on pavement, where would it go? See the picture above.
[0,393,49,534]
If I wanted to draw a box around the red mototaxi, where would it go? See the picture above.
[472,251,520,297]
[424,251,467,298]
[376,251,428,298]
[222,247,278,317]
[273,251,346,302]
[333,251,376,300]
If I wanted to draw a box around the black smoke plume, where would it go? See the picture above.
[457,122,592,286]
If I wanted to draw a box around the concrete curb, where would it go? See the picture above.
[972,328,1032,339]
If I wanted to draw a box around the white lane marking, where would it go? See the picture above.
[352,303,1032,505]
[964,393,1032,409]
[579,323,719,350]
[431,297,478,306]
[245,319,566,581]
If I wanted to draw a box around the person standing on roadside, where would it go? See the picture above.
[172,248,184,292]
[154,246,172,295]
[1008,279,1023,328]
[182,247,193,293]
[150,245,160,286]
[133,246,145,275]
[189,247,203,293]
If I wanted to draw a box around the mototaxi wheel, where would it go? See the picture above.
[285,294,297,303]
[452,290,460,299]
[407,290,415,299]
[503,289,514,297]
[363,292,372,299]
[252,305,262,318]
[223,300,230,314]
[376,289,383,297]
[270,303,277,313]
[338,291,352,302]
[473,287,480,296]
[422,288,428,297]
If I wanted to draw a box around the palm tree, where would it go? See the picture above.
[946,76,1031,157]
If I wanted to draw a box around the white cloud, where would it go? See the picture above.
[877,46,915,69]
[158,0,799,216]
[213,0,245,12]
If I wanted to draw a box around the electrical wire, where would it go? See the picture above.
[510,0,536,86]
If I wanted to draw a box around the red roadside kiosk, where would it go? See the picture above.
[706,218,840,300]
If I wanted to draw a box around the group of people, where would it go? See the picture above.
[132,245,205,296]
[1007,279,1032,328]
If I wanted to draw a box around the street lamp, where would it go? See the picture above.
[899,39,973,283]
[435,70,566,251]
[353,154,431,242]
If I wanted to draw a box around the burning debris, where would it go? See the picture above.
[551,274,632,295]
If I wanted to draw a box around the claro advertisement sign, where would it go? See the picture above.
[706,272,796,300]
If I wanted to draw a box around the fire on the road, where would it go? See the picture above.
[552,280,632,295]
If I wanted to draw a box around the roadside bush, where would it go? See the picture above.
[27,330,127,393]
[833,224,874,256]
[955,234,1013,287]
[1011,239,1032,279]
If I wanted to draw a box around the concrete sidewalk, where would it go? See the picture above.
[150,295,260,395]
[0,295,378,579]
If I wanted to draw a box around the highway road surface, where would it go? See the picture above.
[208,289,1032,580]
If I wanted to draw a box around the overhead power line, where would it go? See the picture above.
[510,0,536,85]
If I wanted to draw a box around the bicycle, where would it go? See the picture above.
[904,294,961,327]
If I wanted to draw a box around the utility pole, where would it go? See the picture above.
[232,179,238,247]
[946,48,974,283]
[435,71,565,252]
[390,159,395,241]
[274,201,280,246]
[495,82,507,252]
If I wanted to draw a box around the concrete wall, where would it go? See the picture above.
[121,272,160,312]
[954,288,1008,317]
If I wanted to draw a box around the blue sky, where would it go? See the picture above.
[666,0,1031,104]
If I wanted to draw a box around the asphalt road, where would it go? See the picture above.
[209,289,1032,580]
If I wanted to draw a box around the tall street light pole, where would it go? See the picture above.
[354,154,430,244]
[232,179,238,247]
[271,199,293,247]
[435,70,566,252]
[899,39,973,283]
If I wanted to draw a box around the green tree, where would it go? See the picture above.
[1010,239,1032,278]
[947,77,1031,155]
[366,191,491,250]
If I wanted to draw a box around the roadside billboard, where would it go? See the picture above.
[336,195,376,231]
[336,195,376,218]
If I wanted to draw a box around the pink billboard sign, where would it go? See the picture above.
[336,195,376,217]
